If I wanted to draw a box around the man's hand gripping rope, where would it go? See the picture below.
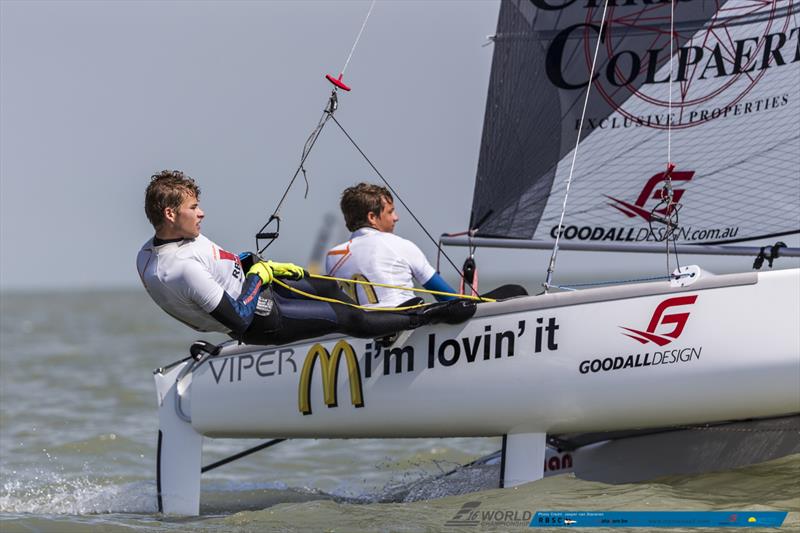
[247,260,305,285]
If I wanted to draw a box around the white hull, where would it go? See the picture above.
[154,267,800,514]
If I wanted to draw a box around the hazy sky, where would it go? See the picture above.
[1,0,796,292]
[1,0,505,291]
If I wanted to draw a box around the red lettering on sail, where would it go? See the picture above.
[605,170,694,222]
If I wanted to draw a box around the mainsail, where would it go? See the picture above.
[470,0,800,247]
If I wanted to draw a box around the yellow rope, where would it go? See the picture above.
[270,274,494,312]
[309,273,493,302]
[271,278,426,311]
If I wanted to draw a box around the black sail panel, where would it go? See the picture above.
[471,0,562,239]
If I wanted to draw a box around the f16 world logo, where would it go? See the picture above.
[620,295,698,346]
[606,170,694,222]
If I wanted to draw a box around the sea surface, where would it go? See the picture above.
[0,289,798,532]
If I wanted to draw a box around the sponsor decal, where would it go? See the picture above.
[579,347,702,374]
[549,223,740,243]
[208,348,296,384]
[218,248,238,262]
[338,272,378,305]
[545,452,573,474]
[599,172,743,244]
[214,246,243,279]
[445,501,532,528]
[620,295,697,346]
[208,317,562,414]
[426,318,558,370]
[578,94,791,131]
[360,318,559,377]
[298,340,364,415]
[539,1,797,129]
[579,296,702,374]
[605,170,694,223]
[255,294,274,316]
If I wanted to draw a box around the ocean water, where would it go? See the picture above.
[0,289,798,532]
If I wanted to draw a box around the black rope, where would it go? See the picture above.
[328,114,482,298]
[269,110,329,220]
[256,92,339,253]
[201,438,286,474]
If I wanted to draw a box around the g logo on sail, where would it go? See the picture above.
[298,340,364,415]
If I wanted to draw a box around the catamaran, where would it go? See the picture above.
[152,0,800,515]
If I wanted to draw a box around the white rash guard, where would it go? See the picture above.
[325,227,436,308]
[136,234,245,332]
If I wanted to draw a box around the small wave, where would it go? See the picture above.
[0,475,157,515]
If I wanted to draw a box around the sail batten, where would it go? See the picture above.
[471,0,800,247]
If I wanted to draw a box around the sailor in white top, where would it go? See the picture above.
[137,233,248,333]
[326,183,457,308]
[138,171,475,345]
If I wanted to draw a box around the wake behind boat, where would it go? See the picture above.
[152,0,800,515]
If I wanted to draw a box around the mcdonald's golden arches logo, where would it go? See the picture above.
[298,340,364,415]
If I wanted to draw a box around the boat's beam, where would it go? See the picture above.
[440,236,800,258]
[201,438,285,473]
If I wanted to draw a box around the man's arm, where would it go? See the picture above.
[180,258,266,336]
[209,260,304,337]
[403,239,457,301]
[423,272,457,301]
[209,274,263,336]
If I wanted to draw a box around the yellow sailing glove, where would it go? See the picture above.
[247,261,274,285]
[266,260,305,280]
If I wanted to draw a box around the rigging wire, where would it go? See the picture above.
[544,0,611,292]
[256,97,336,255]
[272,107,331,215]
[668,0,674,168]
[256,1,376,254]
[256,0,481,299]
[666,0,675,276]
[665,0,682,277]
[340,0,376,78]
[328,114,484,299]
[644,1,683,277]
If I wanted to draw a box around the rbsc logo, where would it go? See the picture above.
[298,340,364,415]
[621,296,698,346]
[605,170,694,222]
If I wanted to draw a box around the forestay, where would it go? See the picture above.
[470,0,800,246]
